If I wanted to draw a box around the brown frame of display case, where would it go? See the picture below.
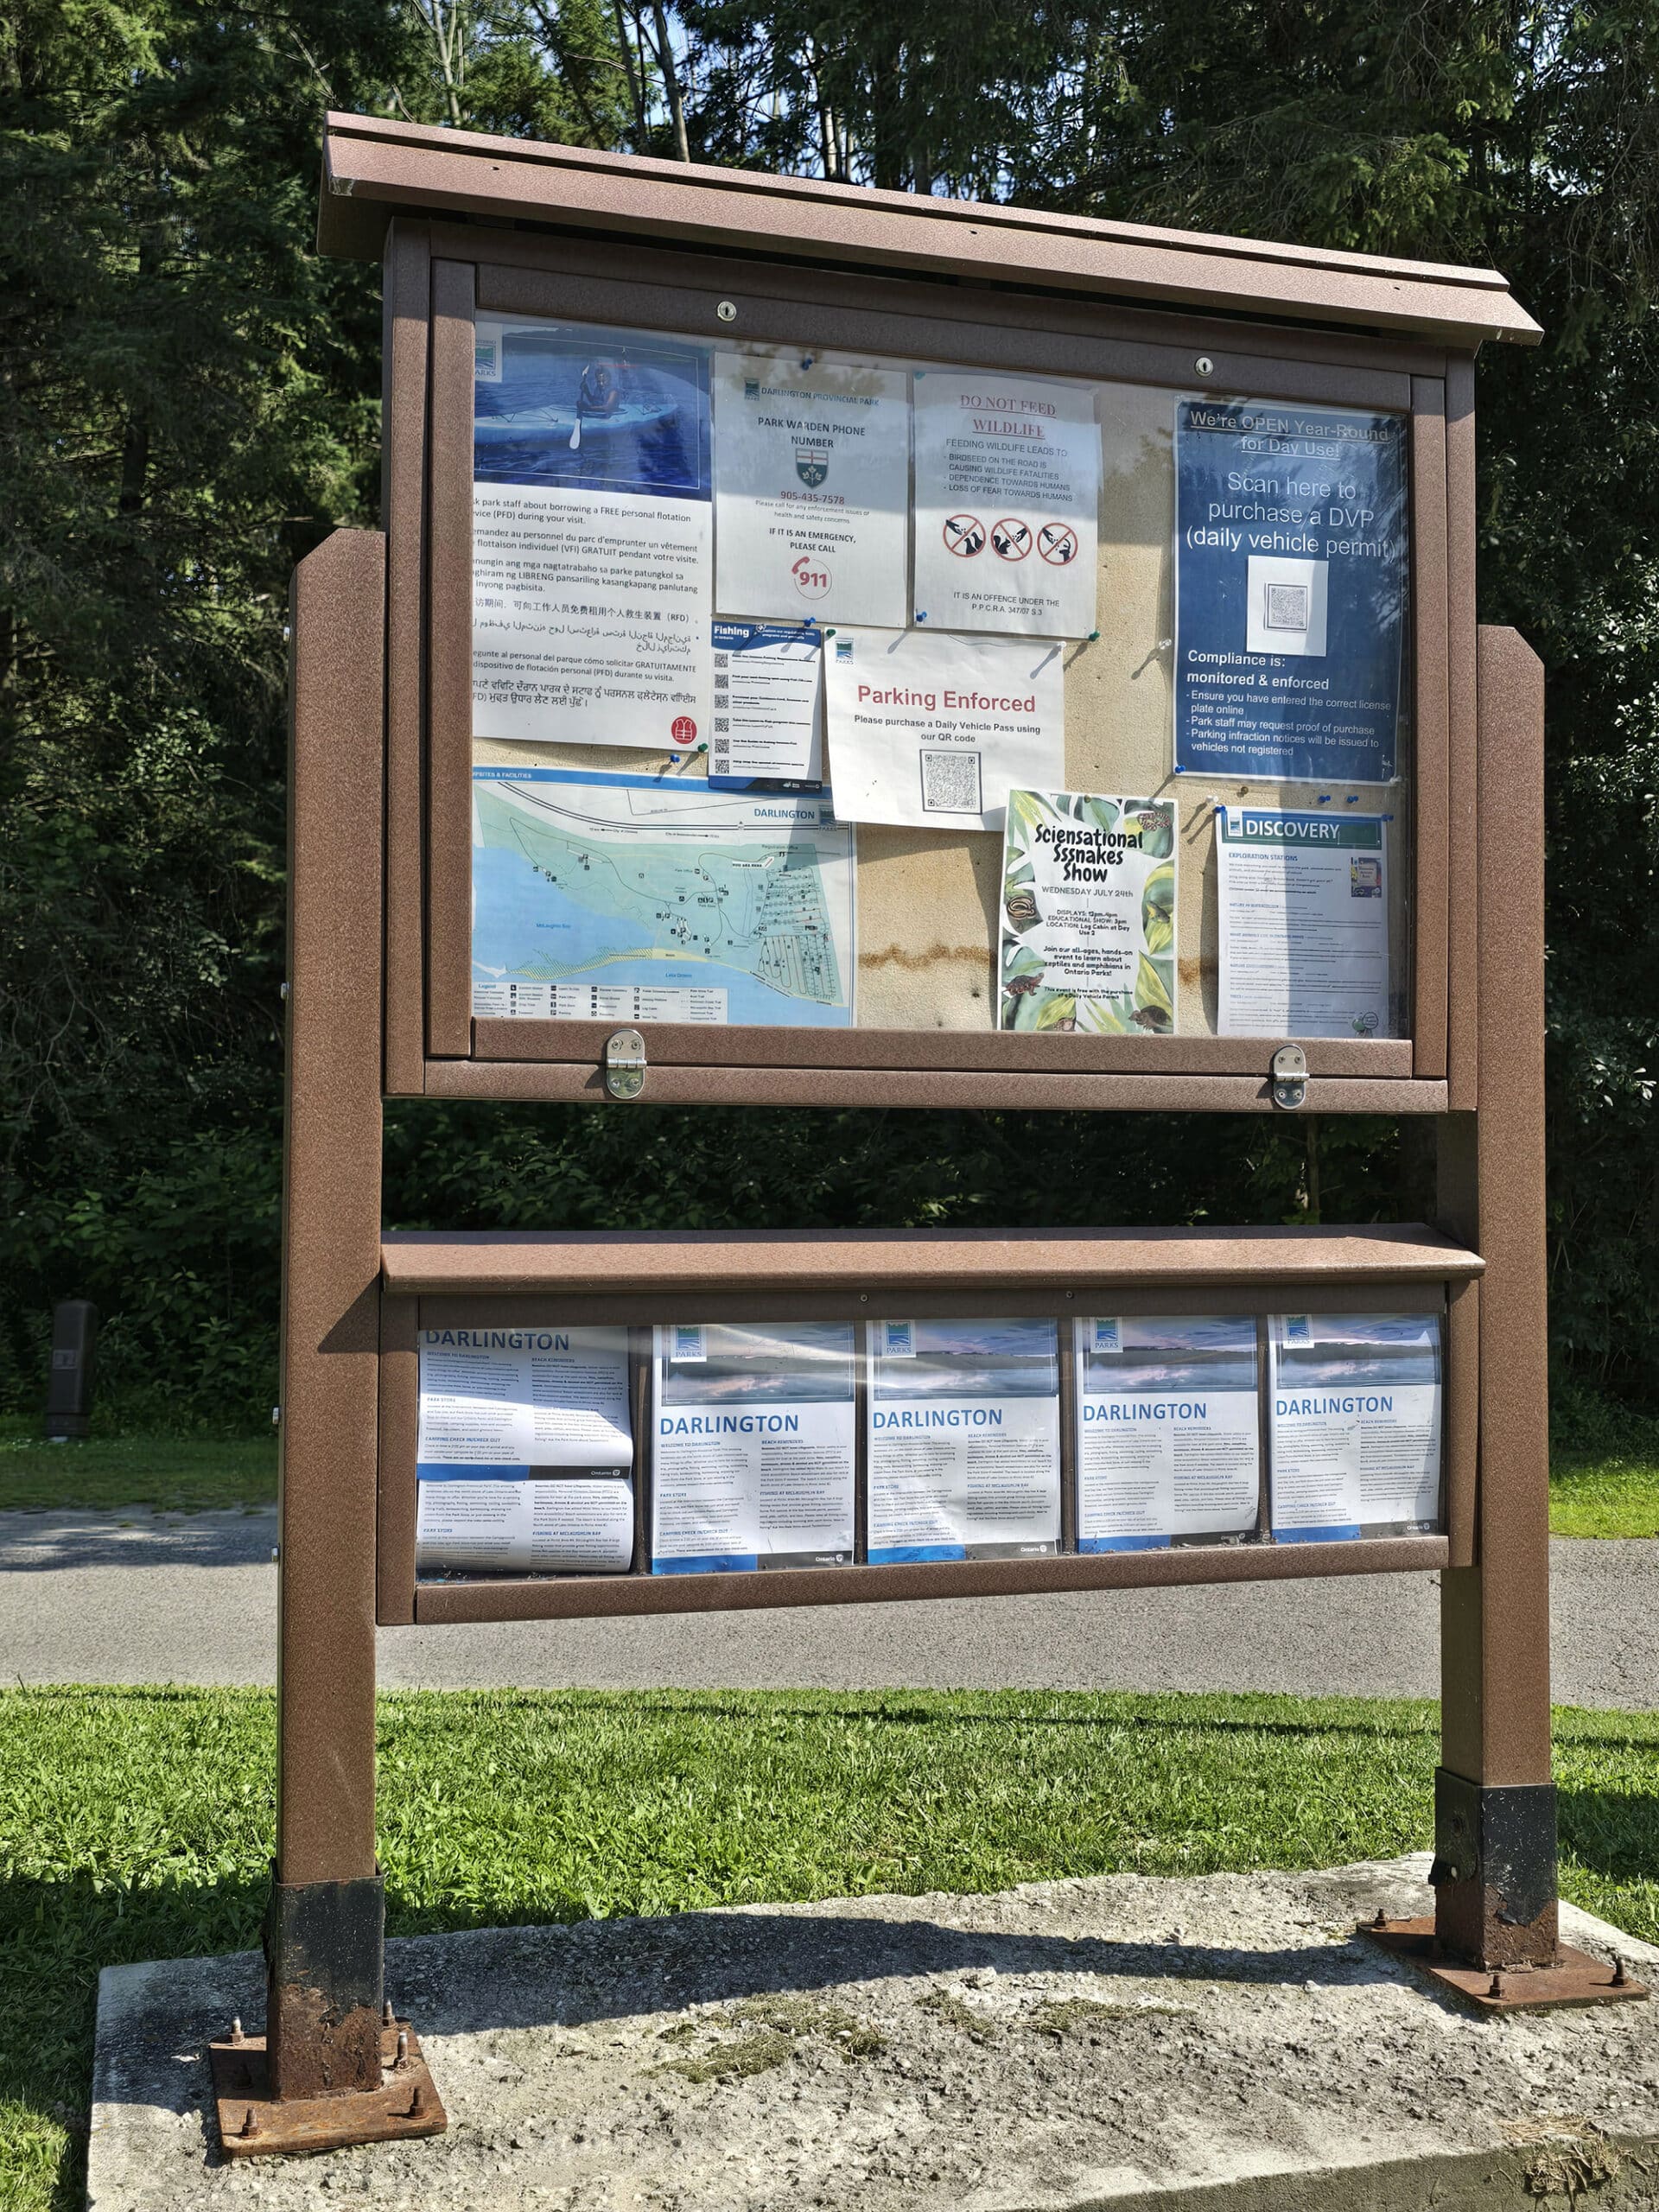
[238,114,1605,2164]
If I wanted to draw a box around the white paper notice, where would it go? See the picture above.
[912,370,1099,637]
[823,627,1065,831]
[416,1475,633,1575]
[1075,1317,1260,1551]
[651,1324,856,1573]
[473,484,713,749]
[867,1319,1060,1563]
[416,1325,632,1470]
[1269,1313,1443,1541]
[1217,807,1392,1038]
[714,351,909,627]
[709,621,822,784]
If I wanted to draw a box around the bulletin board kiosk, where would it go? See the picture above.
[227,112,1643,2158]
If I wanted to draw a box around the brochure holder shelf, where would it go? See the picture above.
[375,1223,1479,1626]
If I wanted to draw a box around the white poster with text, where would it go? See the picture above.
[867,1318,1060,1563]
[1075,1316,1259,1551]
[824,627,1065,831]
[912,369,1099,637]
[1217,807,1392,1039]
[714,350,908,628]
[416,1325,632,1471]
[651,1324,856,1573]
[1269,1313,1443,1541]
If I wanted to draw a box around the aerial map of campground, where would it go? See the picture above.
[471,769,855,1025]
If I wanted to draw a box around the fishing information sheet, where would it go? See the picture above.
[1075,1316,1260,1549]
[650,1323,857,1573]
[866,1318,1061,1564]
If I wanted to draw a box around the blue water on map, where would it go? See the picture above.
[472,844,849,1027]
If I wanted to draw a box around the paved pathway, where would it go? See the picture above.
[2,1508,1655,1707]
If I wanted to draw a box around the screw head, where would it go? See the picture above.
[1194,355,1214,377]
[716,300,738,323]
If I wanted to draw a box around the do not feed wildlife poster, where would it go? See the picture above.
[999,790,1176,1034]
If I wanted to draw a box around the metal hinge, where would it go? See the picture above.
[604,1028,647,1101]
[1270,1045,1307,1110]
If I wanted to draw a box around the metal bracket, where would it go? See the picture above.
[1270,1045,1307,1110]
[604,1027,646,1101]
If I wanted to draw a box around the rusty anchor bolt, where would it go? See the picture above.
[1488,1973,1504,1999]
[229,2017,245,2045]
[393,2029,410,2071]
[1612,1956,1629,1987]
[240,2107,259,2139]
[383,1998,396,2026]
[409,2085,426,2120]
[1371,1910,1388,1929]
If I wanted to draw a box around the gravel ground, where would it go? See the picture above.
[3,1508,1656,1706]
[89,1854,1659,2212]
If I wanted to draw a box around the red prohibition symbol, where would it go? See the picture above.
[991,518,1032,561]
[1038,521,1080,565]
[943,513,985,557]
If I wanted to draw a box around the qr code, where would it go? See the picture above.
[1264,582,1310,632]
[714,673,729,693]
[920,748,982,815]
[712,747,729,766]
[713,652,729,668]
[714,716,730,734]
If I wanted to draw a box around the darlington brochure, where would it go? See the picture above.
[415,1325,634,1575]
[1268,1313,1443,1541]
[650,1324,857,1573]
[866,1318,1060,1564]
[1074,1316,1261,1550]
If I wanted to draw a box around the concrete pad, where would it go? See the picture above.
[89,1855,1659,2211]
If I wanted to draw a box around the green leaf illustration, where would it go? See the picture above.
[1004,940,1045,981]
[1081,796,1120,836]
[1135,953,1174,1020]
[1029,991,1079,1031]
[1141,862,1175,954]
[1075,993,1133,1034]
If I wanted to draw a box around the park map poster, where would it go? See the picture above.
[471,768,855,1027]
[1173,399,1408,785]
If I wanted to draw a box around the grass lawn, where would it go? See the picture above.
[1,1684,1656,2209]
[0,1417,276,1516]
[3,1415,1657,1533]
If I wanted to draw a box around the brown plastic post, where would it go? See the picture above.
[270,530,389,2095]
[1435,626,1554,1967]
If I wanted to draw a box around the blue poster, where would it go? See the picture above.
[1173,400,1408,784]
[474,319,711,497]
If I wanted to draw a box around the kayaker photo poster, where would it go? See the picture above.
[472,317,714,749]
[713,349,909,628]
[1217,806,1391,1039]
[866,1318,1061,1564]
[823,627,1065,832]
[1000,789,1175,1034]
[1173,398,1408,783]
[1074,1316,1260,1551]
[1268,1313,1444,1541]
[912,370,1099,638]
[650,1323,857,1573]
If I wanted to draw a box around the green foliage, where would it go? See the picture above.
[3,1683,1656,2208]
[2,2,1655,1424]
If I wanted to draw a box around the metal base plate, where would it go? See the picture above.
[1363,1916,1649,2013]
[209,2020,447,2158]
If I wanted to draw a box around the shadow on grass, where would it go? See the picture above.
[1559,1785,1659,1885]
